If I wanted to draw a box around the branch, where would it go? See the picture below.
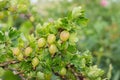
[0,60,19,67]
[0,60,26,80]
[52,68,67,80]
[5,68,25,80]
[66,64,84,80]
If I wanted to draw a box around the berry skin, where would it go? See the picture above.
[60,67,67,76]
[29,16,34,22]
[38,38,46,48]
[47,34,56,44]
[12,47,20,56]
[17,53,23,61]
[49,44,57,55]
[60,31,70,41]
[24,47,32,57]
[32,57,39,68]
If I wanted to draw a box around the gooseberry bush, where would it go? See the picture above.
[0,3,105,80]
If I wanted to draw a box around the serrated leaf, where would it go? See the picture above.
[8,27,20,40]
[67,45,77,53]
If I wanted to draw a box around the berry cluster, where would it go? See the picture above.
[12,30,70,69]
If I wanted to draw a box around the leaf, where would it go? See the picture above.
[20,61,32,72]
[19,21,33,35]
[1,70,21,80]
[8,27,20,40]
[72,6,83,19]
[0,67,5,77]
[0,55,7,62]
[0,31,5,41]
[69,33,78,45]
[61,42,69,50]
[86,65,104,79]
[67,45,77,53]
[74,17,88,26]
[49,26,58,34]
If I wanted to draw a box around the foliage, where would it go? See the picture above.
[0,2,105,79]
[36,0,120,80]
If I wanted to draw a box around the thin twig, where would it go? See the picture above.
[52,68,67,80]
[0,60,26,80]
[5,68,25,80]
[0,60,19,67]
[66,64,84,80]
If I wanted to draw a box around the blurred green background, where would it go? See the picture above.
[0,0,120,80]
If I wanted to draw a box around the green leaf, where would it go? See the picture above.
[19,21,33,35]
[86,65,104,79]
[0,68,5,77]
[74,17,88,26]
[72,6,83,19]
[0,31,5,41]
[49,26,58,34]
[67,45,77,53]
[8,27,20,40]
[1,70,21,80]
[69,33,78,45]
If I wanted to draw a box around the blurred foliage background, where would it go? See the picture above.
[0,0,120,80]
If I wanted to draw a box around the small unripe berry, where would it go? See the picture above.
[60,67,67,76]
[29,16,34,22]
[12,47,20,56]
[47,34,56,44]
[24,47,33,57]
[38,38,46,48]
[17,53,23,61]
[60,31,70,41]
[32,57,39,68]
[49,44,57,55]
